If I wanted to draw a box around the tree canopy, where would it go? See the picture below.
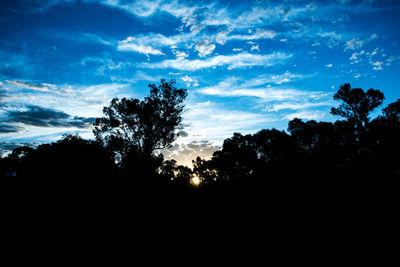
[330,83,384,127]
[93,79,187,165]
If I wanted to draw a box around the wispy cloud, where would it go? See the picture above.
[284,110,326,121]
[196,75,332,122]
[229,29,276,41]
[199,86,322,101]
[6,80,66,95]
[197,73,319,101]
[183,101,278,142]
[142,52,292,70]
[344,33,378,51]
[118,36,165,55]
[264,101,333,112]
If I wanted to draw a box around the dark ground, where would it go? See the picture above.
[2,186,397,266]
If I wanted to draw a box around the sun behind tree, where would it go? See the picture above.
[190,175,201,185]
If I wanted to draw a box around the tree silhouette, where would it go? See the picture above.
[330,83,384,128]
[192,156,218,185]
[93,79,187,172]
[1,134,115,186]
[382,99,400,121]
[159,159,193,185]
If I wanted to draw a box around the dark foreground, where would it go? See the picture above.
[2,181,398,267]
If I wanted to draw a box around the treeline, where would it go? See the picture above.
[1,81,399,212]
[2,81,399,187]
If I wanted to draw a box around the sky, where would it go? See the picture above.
[1,0,400,166]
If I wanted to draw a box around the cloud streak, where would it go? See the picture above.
[142,52,292,70]
[5,105,95,129]
[197,74,323,102]
[118,37,165,55]
[6,80,65,95]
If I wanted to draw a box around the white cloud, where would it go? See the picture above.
[325,64,333,67]
[180,75,199,87]
[102,0,382,57]
[370,33,378,40]
[284,110,326,120]
[269,71,305,85]
[117,36,164,55]
[344,38,364,51]
[250,44,260,52]
[181,75,194,83]
[349,50,365,64]
[172,49,188,60]
[372,61,383,70]
[183,101,277,142]
[228,29,276,41]
[215,30,230,45]
[122,32,192,49]
[131,71,162,82]
[143,52,292,71]
[316,31,343,40]
[6,80,65,95]
[370,47,379,57]
[232,48,243,52]
[344,34,378,51]
[195,39,216,57]
[385,55,400,66]
[197,75,325,102]
[264,101,332,112]
[199,87,318,101]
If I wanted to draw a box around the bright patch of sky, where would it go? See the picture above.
[1,0,400,165]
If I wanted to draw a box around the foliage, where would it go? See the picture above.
[93,79,187,165]
[1,134,115,186]
[330,83,384,127]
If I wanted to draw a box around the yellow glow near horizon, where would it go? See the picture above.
[191,176,201,185]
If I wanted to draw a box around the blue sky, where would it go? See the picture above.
[1,0,400,165]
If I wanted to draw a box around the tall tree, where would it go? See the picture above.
[330,83,384,128]
[93,79,187,166]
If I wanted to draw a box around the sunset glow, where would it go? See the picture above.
[191,176,201,185]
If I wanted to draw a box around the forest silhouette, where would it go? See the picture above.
[1,79,399,266]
